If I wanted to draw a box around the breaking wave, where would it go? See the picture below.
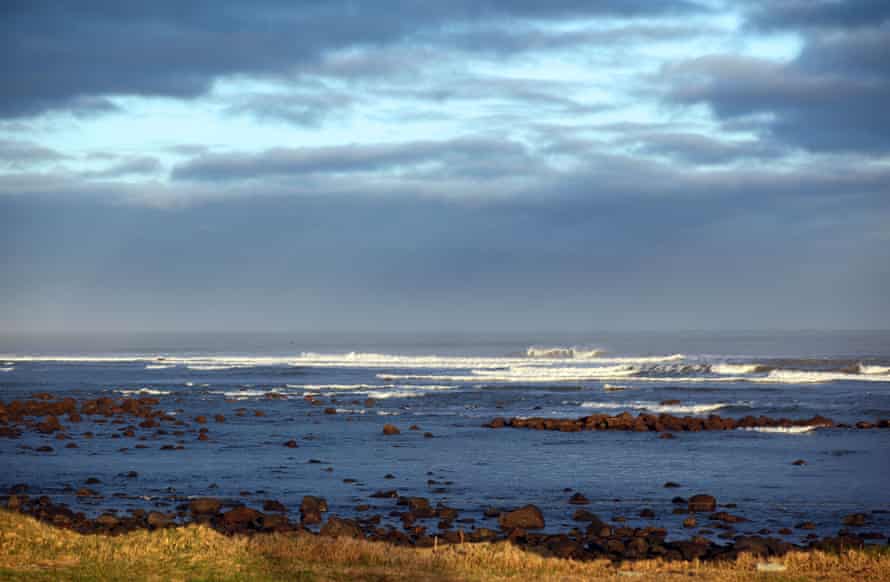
[711,363,763,375]
[760,369,890,384]
[860,363,890,375]
[117,388,172,396]
[579,401,733,415]
[740,426,818,434]
[525,346,603,359]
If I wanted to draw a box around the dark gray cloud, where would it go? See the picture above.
[171,137,534,182]
[747,0,890,30]
[662,25,890,152]
[2,0,703,119]
[658,2,890,153]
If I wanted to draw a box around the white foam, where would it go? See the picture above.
[580,401,732,415]
[603,384,630,391]
[117,388,172,396]
[525,346,605,359]
[760,369,890,384]
[187,364,239,371]
[860,363,890,375]
[711,363,761,375]
[379,364,639,383]
[0,366,13,372]
[212,389,279,399]
[741,426,818,434]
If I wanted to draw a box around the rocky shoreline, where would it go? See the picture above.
[3,486,887,563]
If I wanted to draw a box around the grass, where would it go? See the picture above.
[0,510,888,581]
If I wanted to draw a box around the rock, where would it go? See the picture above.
[688,494,717,512]
[499,505,545,530]
[568,492,589,505]
[189,498,222,515]
[423,432,434,438]
[195,416,207,424]
[486,417,507,428]
[95,513,120,528]
[469,527,499,542]
[324,408,337,415]
[371,489,398,498]
[283,440,298,448]
[572,509,602,523]
[663,481,681,488]
[382,424,400,435]
[683,516,697,528]
[214,414,225,423]
[320,516,364,538]
[791,459,806,466]
[221,506,262,529]
[659,433,676,439]
[796,521,816,530]
[263,500,287,512]
[639,508,655,519]
[842,513,867,526]
[301,495,328,525]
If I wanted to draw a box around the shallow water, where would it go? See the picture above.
[2,331,889,543]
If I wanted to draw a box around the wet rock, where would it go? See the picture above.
[283,440,298,448]
[371,489,398,498]
[568,492,589,505]
[792,459,807,466]
[263,500,286,512]
[710,511,747,524]
[639,508,656,519]
[214,414,225,423]
[486,417,507,428]
[683,516,697,528]
[301,495,328,525]
[796,521,816,530]
[323,408,337,415]
[688,494,717,513]
[382,424,400,435]
[572,509,601,523]
[423,432,434,438]
[663,481,681,488]
[320,516,364,538]
[195,416,207,424]
[659,433,676,439]
[483,507,501,518]
[499,504,545,530]
[842,513,867,526]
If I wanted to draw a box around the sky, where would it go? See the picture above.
[2,0,889,334]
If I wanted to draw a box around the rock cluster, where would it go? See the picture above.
[484,413,890,433]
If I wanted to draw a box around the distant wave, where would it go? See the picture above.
[187,364,238,371]
[740,426,818,434]
[759,369,890,384]
[145,364,175,370]
[580,400,732,415]
[0,366,13,372]
[860,363,890,375]
[117,388,171,396]
[525,346,603,359]
[710,363,763,375]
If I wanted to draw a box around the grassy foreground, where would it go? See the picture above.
[1,510,888,581]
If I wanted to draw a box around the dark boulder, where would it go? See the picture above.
[498,505,545,530]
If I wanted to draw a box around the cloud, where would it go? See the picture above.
[0,139,68,166]
[2,0,705,119]
[170,137,535,182]
[82,156,162,179]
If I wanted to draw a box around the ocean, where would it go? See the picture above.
[2,330,889,542]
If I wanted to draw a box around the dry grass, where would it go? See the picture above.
[1,510,888,581]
